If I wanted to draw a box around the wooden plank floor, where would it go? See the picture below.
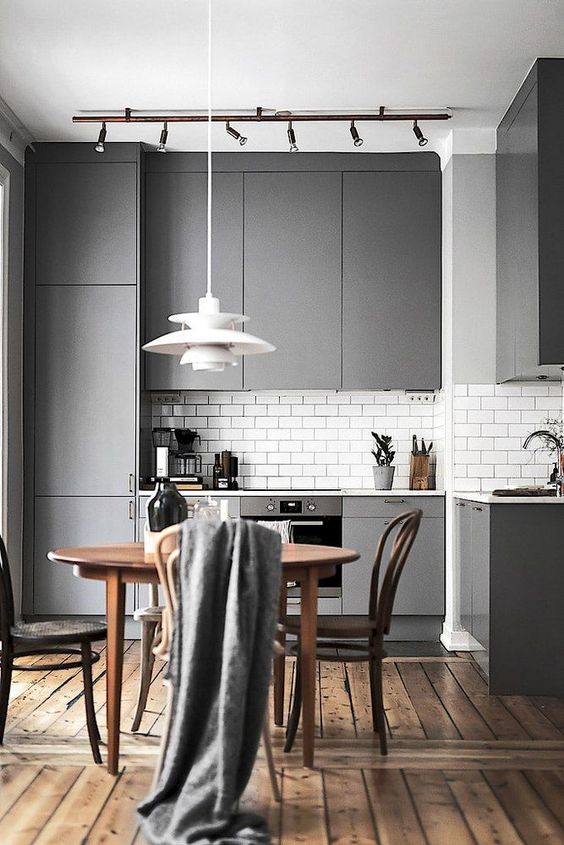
[2,643,564,843]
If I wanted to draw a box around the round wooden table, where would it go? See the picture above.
[48,542,359,774]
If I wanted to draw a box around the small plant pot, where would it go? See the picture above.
[372,465,395,490]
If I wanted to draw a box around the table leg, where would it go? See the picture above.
[274,581,287,726]
[300,568,319,768]
[106,570,126,775]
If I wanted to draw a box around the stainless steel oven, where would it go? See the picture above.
[240,495,342,598]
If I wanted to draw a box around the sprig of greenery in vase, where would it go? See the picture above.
[371,432,395,466]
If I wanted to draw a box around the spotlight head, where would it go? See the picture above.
[287,121,299,152]
[94,122,106,153]
[413,120,428,147]
[226,121,247,146]
[350,121,363,148]
[157,121,168,153]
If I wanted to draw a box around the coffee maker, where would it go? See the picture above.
[152,428,173,478]
[170,429,202,478]
[148,427,204,489]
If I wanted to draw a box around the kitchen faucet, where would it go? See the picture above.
[523,430,563,496]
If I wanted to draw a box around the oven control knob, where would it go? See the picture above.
[307,503,316,512]
[266,503,275,512]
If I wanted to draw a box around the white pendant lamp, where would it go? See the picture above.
[143,0,275,372]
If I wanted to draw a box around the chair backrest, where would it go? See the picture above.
[0,534,15,644]
[368,510,422,637]
[152,524,182,662]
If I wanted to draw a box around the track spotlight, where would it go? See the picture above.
[94,122,106,153]
[287,121,299,152]
[225,121,247,146]
[413,120,428,147]
[350,121,363,147]
[157,121,168,152]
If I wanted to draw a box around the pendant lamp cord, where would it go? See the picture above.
[206,0,212,297]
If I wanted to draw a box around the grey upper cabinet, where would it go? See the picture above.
[343,171,441,389]
[35,162,137,285]
[243,171,342,390]
[35,285,136,496]
[34,497,134,615]
[342,171,441,390]
[496,59,564,380]
[144,171,244,390]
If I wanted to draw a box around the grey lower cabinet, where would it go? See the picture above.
[34,285,137,496]
[454,499,490,675]
[144,171,244,390]
[243,171,342,389]
[33,497,135,615]
[342,171,441,390]
[35,161,137,286]
[342,496,444,639]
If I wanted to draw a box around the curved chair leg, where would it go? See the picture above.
[131,620,158,732]
[370,658,388,755]
[262,716,281,802]
[284,654,302,753]
[0,649,13,744]
[81,642,102,764]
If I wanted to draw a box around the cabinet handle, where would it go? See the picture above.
[384,498,405,504]
[456,502,466,507]
[472,506,483,512]
[128,500,135,520]
[128,473,135,493]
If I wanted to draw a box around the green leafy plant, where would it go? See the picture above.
[371,432,395,467]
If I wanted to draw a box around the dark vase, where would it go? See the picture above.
[146,479,188,531]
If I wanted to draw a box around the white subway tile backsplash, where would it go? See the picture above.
[150,388,445,489]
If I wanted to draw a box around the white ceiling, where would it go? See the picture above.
[2,0,564,154]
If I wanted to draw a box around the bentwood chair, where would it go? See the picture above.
[152,523,281,800]
[283,509,422,756]
[131,586,163,732]
[0,535,106,763]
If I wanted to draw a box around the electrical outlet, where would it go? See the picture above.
[152,393,181,404]
[405,392,436,404]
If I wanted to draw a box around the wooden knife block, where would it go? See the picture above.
[410,455,430,490]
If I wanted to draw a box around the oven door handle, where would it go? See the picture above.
[289,520,324,528]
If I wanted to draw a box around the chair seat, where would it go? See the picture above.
[11,619,107,644]
[283,614,378,640]
[133,605,164,622]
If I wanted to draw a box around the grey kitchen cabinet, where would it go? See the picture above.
[342,171,441,389]
[35,162,137,286]
[454,499,490,673]
[144,171,244,390]
[34,285,137,496]
[496,59,564,380]
[243,171,342,389]
[33,497,135,615]
[342,516,444,617]
[456,500,473,636]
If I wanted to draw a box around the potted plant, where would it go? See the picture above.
[371,432,396,490]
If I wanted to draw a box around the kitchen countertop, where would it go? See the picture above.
[454,491,563,504]
[139,487,445,498]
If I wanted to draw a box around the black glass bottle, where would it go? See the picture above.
[146,478,188,531]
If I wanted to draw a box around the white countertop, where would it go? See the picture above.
[454,491,563,504]
[140,488,445,498]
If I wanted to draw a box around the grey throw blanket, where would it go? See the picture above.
[138,517,281,845]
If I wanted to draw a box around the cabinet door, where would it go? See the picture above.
[456,501,473,634]
[144,172,243,390]
[471,505,490,656]
[35,286,136,496]
[243,172,341,389]
[342,171,441,389]
[343,517,444,615]
[36,163,137,285]
[34,497,134,614]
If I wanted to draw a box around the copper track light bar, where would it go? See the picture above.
[73,107,452,124]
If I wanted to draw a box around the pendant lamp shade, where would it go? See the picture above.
[142,295,275,372]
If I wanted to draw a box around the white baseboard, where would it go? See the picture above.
[440,623,474,651]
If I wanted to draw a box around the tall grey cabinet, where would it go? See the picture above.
[24,144,140,615]
[497,59,564,380]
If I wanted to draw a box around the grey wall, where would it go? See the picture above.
[451,154,497,384]
[0,139,24,615]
